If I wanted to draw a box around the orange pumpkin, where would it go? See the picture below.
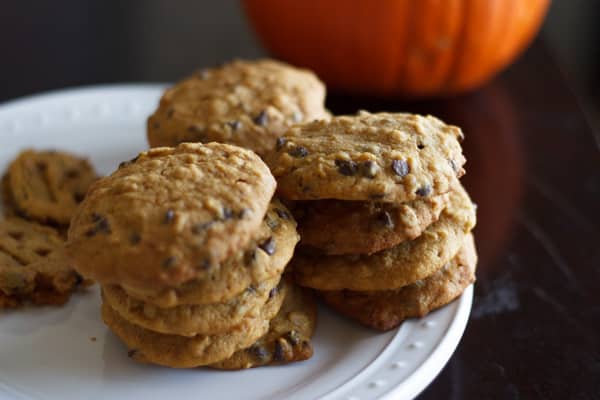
[242,0,550,97]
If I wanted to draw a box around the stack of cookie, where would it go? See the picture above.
[67,143,317,369]
[0,150,97,308]
[147,59,330,157]
[266,111,477,330]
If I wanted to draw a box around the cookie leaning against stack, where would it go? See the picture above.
[266,111,477,331]
[147,59,330,157]
[67,142,317,369]
[0,149,97,308]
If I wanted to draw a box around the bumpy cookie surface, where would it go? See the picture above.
[103,276,282,336]
[102,282,285,368]
[0,218,85,308]
[147,59,330,156]
[4,150,97,225]
[67,143,276,292]
[293,184,476,291]
[266,111,465,202]
[120,199,299,307]
[211,278,316,370]
[321,234,477,330]
[294,193,449,255]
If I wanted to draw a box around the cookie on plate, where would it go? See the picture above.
[3,150,97,225]
[103,276,282,336]
[265,111,465,202]
[0,217,86,308]
[115,199,298,308]
[67,142,276,292]
[321,234,477,330]
[211,279,316,370]
[147,59,330,157]
[293,184,476,291]
[293,192,449,255]
[102,281,286,368]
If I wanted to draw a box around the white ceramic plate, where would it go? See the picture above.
[0,86,473,400]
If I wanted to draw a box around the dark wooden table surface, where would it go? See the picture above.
[1,5,599,398]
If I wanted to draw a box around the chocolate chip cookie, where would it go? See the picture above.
[102,276,282,336]
[0,217,85,308]
[265,111,465,202]
[321,234,477,330]
[147,59,330,157]
[117,199,299,307]
[293,184,476,291]
[294,192,449,255]
[210,278,316,370]
[3,150,97,225]
[67,142,277,292]
[101,280,285,368]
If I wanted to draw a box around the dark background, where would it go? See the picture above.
[1,2,599,400]
[1,1,599,121]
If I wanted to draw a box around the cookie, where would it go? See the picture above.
[294,193,449,255]
[4,150,97,225]
[147,59,330,157]
[293,184,476,291]
[67,142,277,292]
[0,217,85,308]
[101,280,286,368]
[321,234,477,330]
[102,276,282,336]
[119,199,298,307]
[265,111,465,202]
[210,279,316,370]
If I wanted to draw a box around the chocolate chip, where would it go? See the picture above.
[288,146,308,158]
[199,259,211,270]
[222,207,233,220]
[253,110,268,126]
[162,256,176,268]
[335,159,358,176]
[246,285,257,294]
[250,345,270,362]
[449,159,458,172]
[268,286,278,299]
[73,192,85,203]
[64,169,80,179]
[35,248,50,257]
[259,237,276,255]
[96,217,111,234]
[237,208,249,219]
[417,143,425,150]
[227,120,241,130]
[416,185,432,197]
[164,209,175,224]
[91,213,102,223]
[391,159,410,177]
[192,221,214,234]
[273,341,285,362]
[276,137,287,151]
[359,160,380,178]
[127,349,138,358]
[130,232,141,245]
[275,208,290,220]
